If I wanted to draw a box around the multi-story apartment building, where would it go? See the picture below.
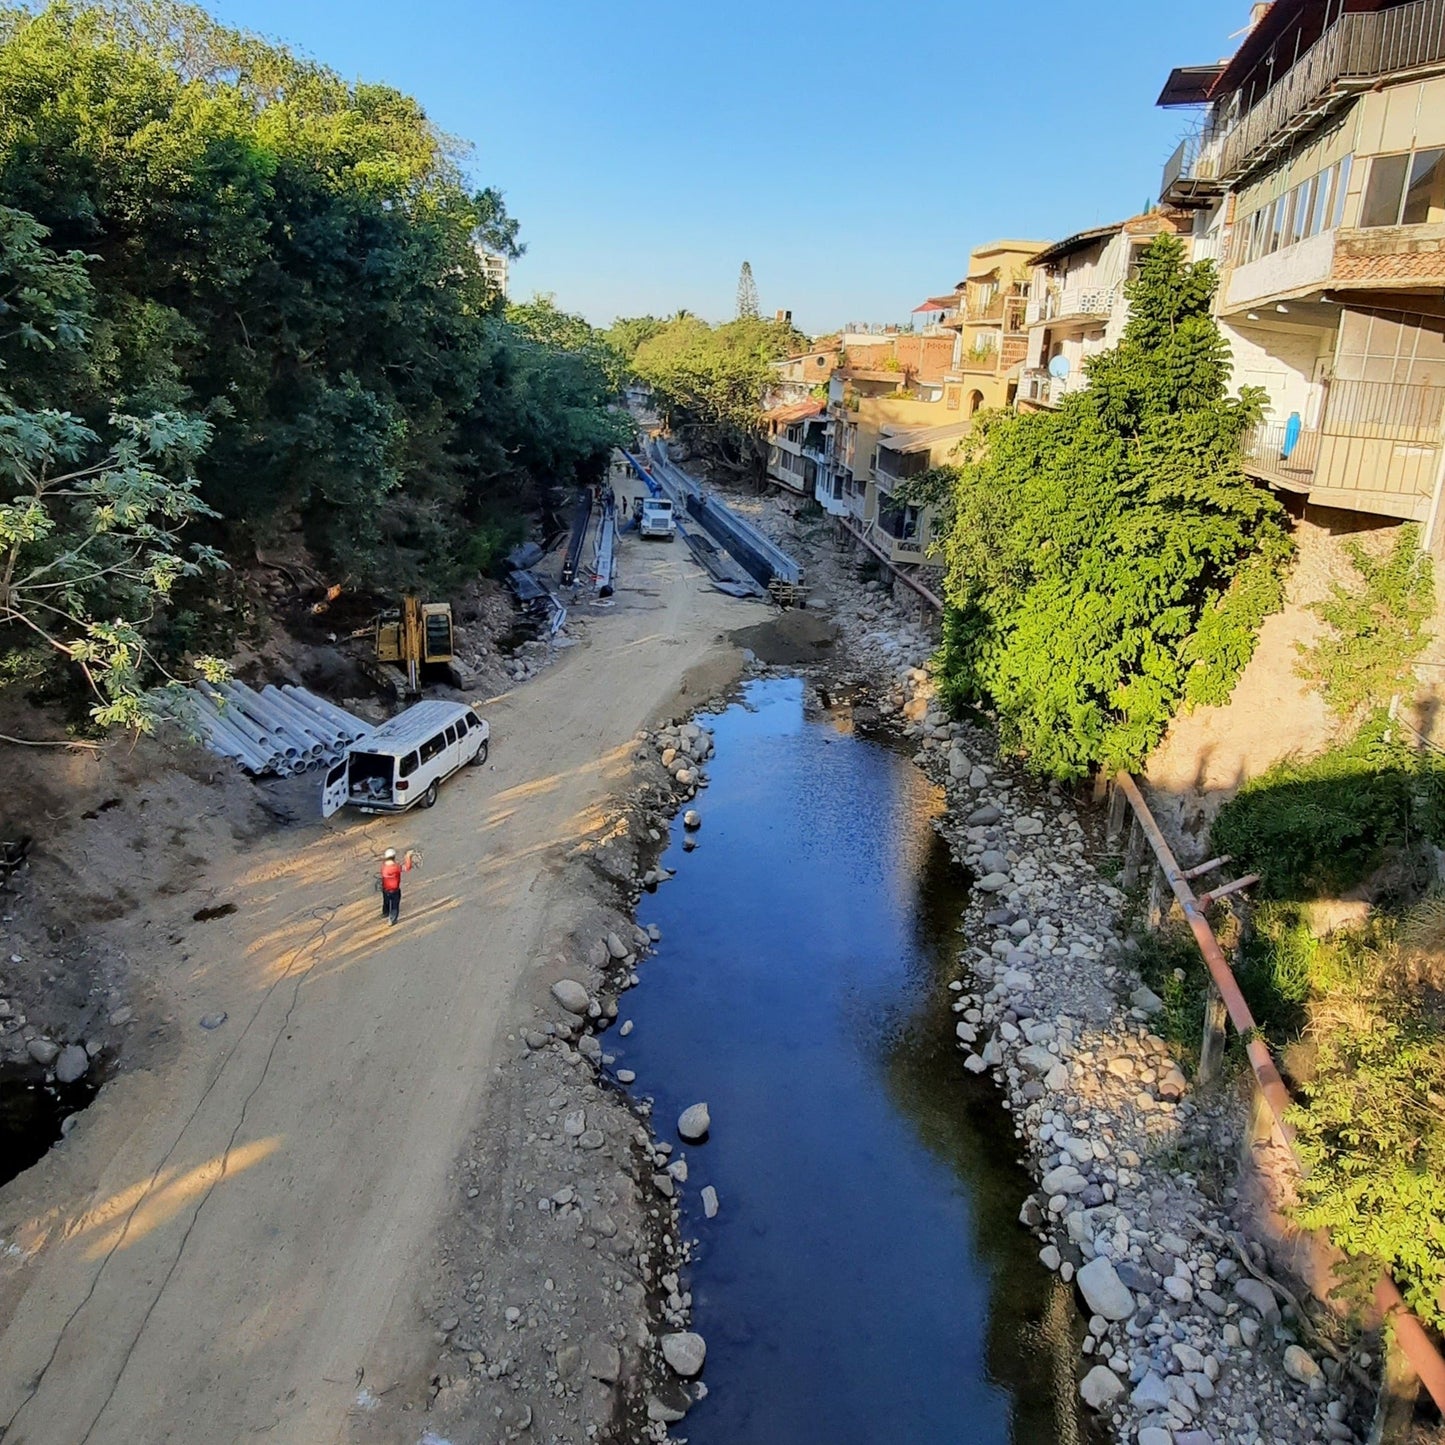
[810,337,970,579]
[477,248,509,299]
[1159,0,1445,530]
[765,399,826,495]
[1018,209,1191,409]
[942,240,1049,415]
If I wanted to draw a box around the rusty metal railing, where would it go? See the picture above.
[1111,770,1445,1412]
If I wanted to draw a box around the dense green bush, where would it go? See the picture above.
[0,2,632,725]
[1296,524,1434,719]
[928,235,1291,780]
[1290,939,1445,1330]
[1210,714,1445,901]
[0,2,628,591]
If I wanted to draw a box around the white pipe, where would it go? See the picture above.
[278,688,357,744]
[260,685,345,748]
[190,692,289,766]
[282,687,371,740]
[196,683,296,757]
[226,682,330,755]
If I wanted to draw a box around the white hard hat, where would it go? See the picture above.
[383,848,397,860]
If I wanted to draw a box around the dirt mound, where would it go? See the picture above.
[730,609,837,665]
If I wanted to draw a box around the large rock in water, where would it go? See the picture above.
[677,1102,711,1141]
[1076,1256,1134,1321]
[54,1044,89,1084]
[551,979,590,1015]
[661,1331,707,1377]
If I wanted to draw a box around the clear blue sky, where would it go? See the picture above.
[209,0,1246,335]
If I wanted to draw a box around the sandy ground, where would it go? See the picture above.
[0,537,766,1445]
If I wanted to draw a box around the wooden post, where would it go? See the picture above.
[1146,863,1166,931]
[1121,815,1145,889]
[1106,779,1128,844]
[1369,1322,1421,1445]
[1198,978,1229,1085]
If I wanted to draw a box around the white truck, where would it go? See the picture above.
[639,497,676,540]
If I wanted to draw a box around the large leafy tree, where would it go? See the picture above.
[928,235,1292,779]
[0,0,617,594]
[621,312,804,478]
[0,205,223,732]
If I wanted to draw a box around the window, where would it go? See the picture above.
[1361,148,1444,227]
[465,712,483,731]
[1236,153,1354,264]
[1266,194,1287,254]
[1285,181,1309,248]
[1404,149,1444,223]
[419,731,448,764]
[445,723,461,744]
[399,751,419,778]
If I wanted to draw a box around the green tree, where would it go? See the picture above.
[628,312,804,478]
[0,0,618,597]
[0,204,223,731]
[1296,525,1434,720]
[928,235,1291,779]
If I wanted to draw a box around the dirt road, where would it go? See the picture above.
[0,542,763,1445]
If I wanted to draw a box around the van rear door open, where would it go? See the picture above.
[322,760,349,818]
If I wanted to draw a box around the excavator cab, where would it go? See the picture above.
[375,597,455,695]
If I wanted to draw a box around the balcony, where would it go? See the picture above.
[953,346,1002,376]
[1215,0,1445,184]
[871,503,938,567]
[814,469,850,518]
[1160,128,1225,207]
[1223,221,1445,312]
[1017,369,1065,409]
[1027,283,1120,327]
[1241,378,1445,521]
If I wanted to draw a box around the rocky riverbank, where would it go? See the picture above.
[813,563,1372,1445]
[414,713,722,1445]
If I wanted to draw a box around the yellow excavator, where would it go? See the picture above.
[374,596,455,696]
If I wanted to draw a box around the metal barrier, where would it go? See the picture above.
[1110,771,1445,1411]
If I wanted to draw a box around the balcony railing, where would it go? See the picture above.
[1217,0,1445,182]
[1160,128,1225,204]
[1028,283,1120,325]
[1240,378,1445,518]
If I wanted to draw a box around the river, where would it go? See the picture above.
[615,676,1084,1443]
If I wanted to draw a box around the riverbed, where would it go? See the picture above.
[618,676,1084,1443]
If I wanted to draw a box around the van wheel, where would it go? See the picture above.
[470,738,489,766]
[421,780,440,809]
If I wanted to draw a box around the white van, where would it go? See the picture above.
[322,700,489,817]
[640,497,676,540]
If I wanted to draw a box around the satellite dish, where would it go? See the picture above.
[1047,355,1071,379]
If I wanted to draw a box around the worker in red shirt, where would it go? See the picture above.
[379,847,413,925]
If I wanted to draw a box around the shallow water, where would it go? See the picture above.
[617,677,1083,1444]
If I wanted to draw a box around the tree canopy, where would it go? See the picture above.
[0,1,629,727]
[925,235,1292,780]
[609,311,804,478]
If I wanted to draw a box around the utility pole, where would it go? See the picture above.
[736,261,759,320]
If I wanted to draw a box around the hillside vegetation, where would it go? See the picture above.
[0,0,628,728]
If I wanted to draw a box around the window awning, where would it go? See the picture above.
[1155,63,1225,107]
